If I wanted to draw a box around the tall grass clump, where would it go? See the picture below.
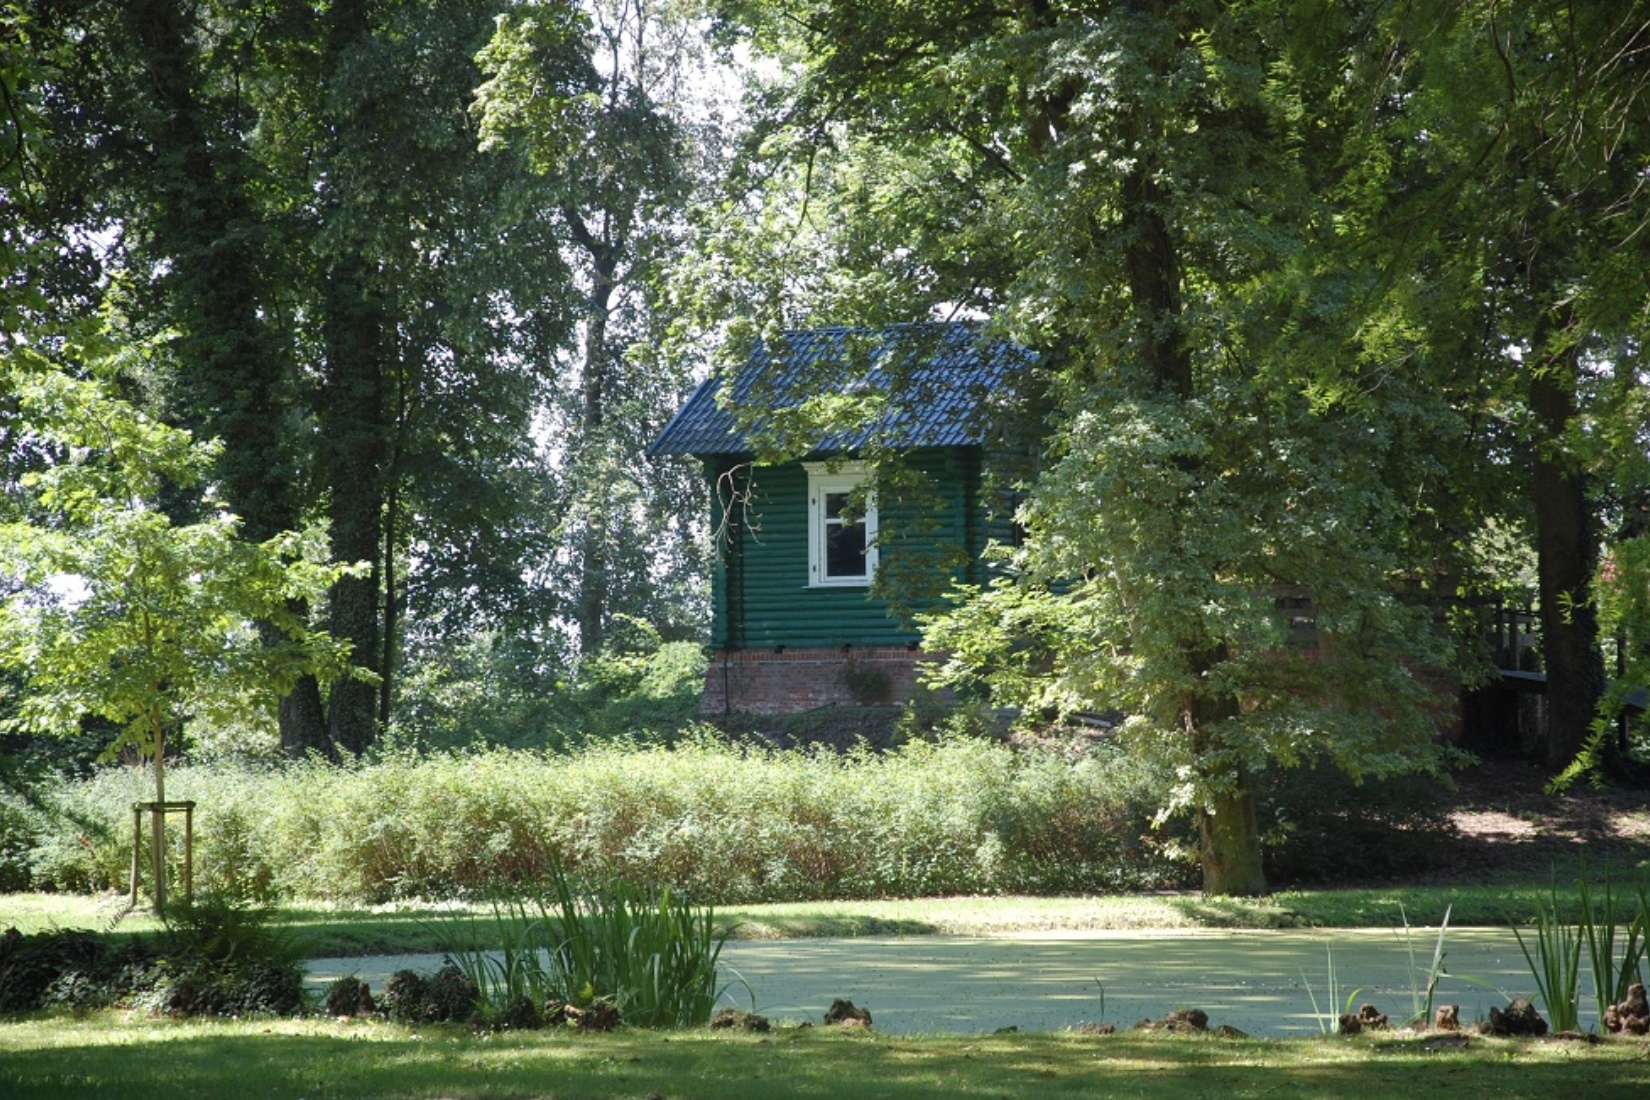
[1579,866,1649,1025]
[436,868,729,1029]
[1513,879,1584,1032]
[9,732,1181,904]
[1509,864,1650,1033]
[1395,904,1454,1027]
[1301,947,1361,1035]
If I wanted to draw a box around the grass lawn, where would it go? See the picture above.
[2,1013,1646,1100]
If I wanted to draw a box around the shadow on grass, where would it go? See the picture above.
[1161,897,1295,929]
[3,1019,1646,1100]
[1270,883,1626,929]
[1154,878,1637,934]
[734,914,941,939]
[269,909,448,956]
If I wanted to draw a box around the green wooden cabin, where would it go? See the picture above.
[649,323,1026,713]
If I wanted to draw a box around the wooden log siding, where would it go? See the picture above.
[708,448,991,650]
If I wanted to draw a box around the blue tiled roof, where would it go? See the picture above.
[648,322,1029,457]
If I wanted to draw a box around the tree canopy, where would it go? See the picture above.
[685,0,1650,892]
[5,0,717,756]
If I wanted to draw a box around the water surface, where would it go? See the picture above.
[308,927,1559,1036]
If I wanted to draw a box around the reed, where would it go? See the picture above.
[434,865,731,1029]
[1512,882,1582,1032]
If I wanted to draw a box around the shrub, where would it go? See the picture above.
[22,767,144,893]
[389,632,561,752]
[561,638,707,744]
[0,893,306,1018]
[0,795,36,893]
[381,964,480,1024]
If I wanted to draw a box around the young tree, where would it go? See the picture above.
[0,340,352,909]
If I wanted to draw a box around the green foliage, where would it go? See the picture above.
[1578,866,1649,1026]
[435,901,558,1025]
[390,631,561,752]
[1513,881,1584,1032]
[559,628,708,744]
[19,765,150,893]
[686,0,1478,895]
[379,963,480,1025]
[12,0,644,756]
[1395,904,1454,1029]
[391,620,707,752]
[893,692,1002,746]
[0,798,31,892]
[0,344,354,795]
[440,866,729,1029]
[1510,863,1650,1033]
[0,893,305,1018]
[10,737,1182,904]
[538,867,727,1029]
[473,0,713,658]
[1554,533,1650,789]
[1300,947,1361,1037]
[161,893,303,973]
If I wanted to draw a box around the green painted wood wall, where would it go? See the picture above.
[705,448,1007,650]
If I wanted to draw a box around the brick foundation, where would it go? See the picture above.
[700,647,936,715]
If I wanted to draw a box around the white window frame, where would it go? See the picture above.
[804,461,878,587]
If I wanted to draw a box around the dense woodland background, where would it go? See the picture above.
[3,1,1650,896]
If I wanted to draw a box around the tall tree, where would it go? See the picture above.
[701,0,1471,894]
[294,0,584,750]
[1355,1,1650,772]
[476,0,710,657]
[15,0,585,755]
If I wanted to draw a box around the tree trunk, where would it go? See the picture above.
[379,362,408,729]
[1185,661,1268,897]
[1529,322,1605,771]
[1198,768,1266,897]
[279,673,331,757]
[316,0,389,756]
[379,472,399,729]
[320,260,388,756]
[150,703,168,914]
[1119,110,1265,895]
[124,0,326,752]
[575,251,616,656]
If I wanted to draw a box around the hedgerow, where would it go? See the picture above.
[5,733,1188,903]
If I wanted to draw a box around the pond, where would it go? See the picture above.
[307,927,1567,1037]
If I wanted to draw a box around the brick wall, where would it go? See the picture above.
[699,647,936,715]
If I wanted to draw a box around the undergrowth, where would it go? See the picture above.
[4,734,1187,903]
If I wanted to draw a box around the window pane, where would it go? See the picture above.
[825,491,850,521]
[825,516,867,577]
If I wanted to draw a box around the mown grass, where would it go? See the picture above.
[2,1013,1645,1100]
[0,882,1626,958]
